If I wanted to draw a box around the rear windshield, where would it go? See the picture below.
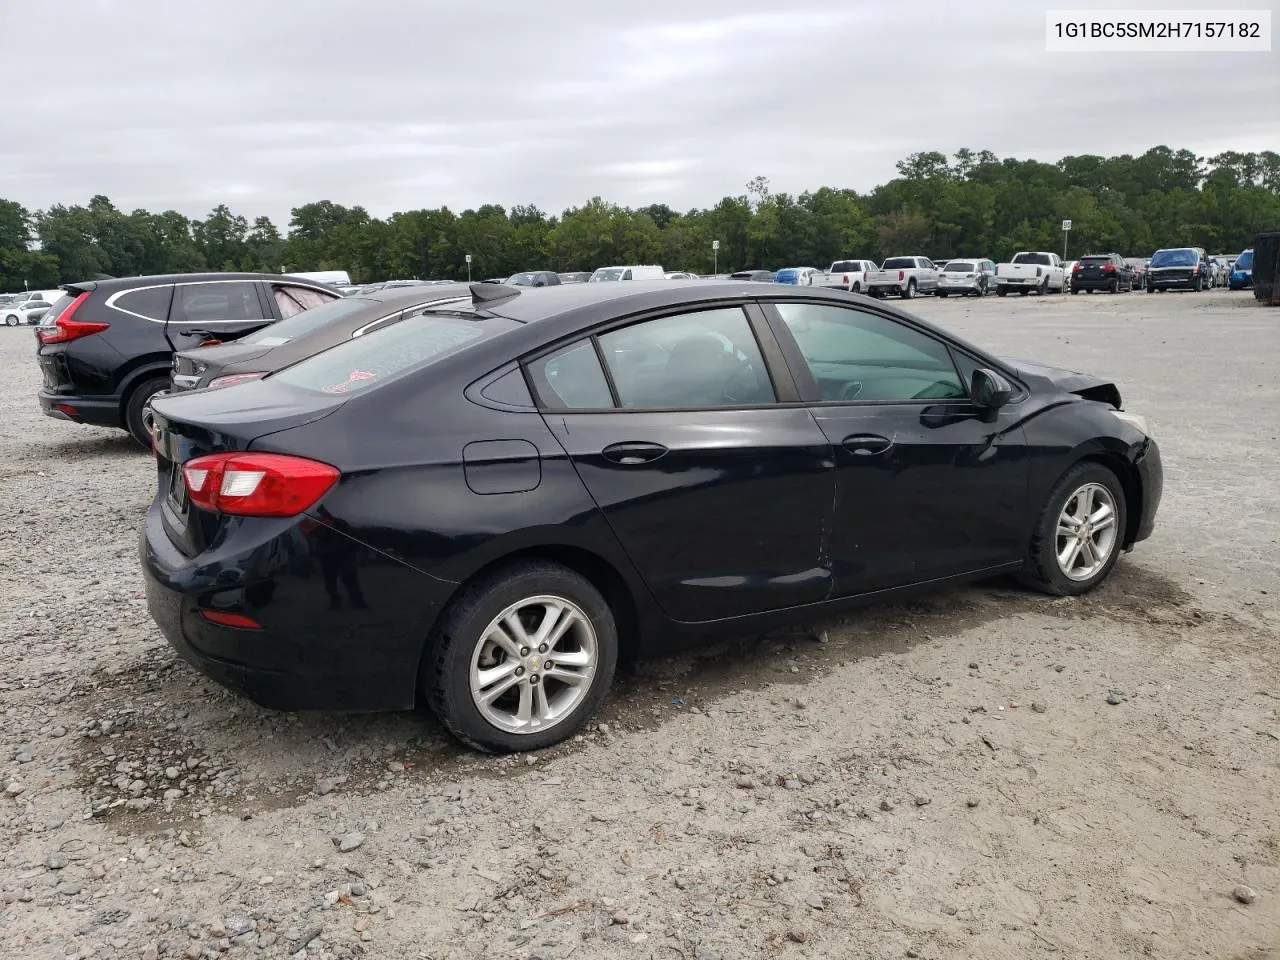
[240,296,376,346]
[882,258,916,269]
[37,292,75,326]
[1012,253,1051,266]
[1236,250,1253,268]
[1081,256,1110,264]
[1149,249,1197,267]
[944,262,976,272]
[271,315,492,396]
[830,261,861,273]
[589,268,625,282]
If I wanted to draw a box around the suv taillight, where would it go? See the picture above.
[37,293,105,344]
[1103,264,1115,272]
[182,452,339,517]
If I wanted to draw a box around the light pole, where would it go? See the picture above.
[712,239,720,277]
[465,254,472,283]
[1061,219,1072,262]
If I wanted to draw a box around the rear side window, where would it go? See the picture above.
[599,308,775,408]
[272,316,488,396]
[532,342,614,409]
[112,285,174,321]
[171,282,265,324]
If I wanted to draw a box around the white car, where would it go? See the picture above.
[589,265,666,281]
[3,297,56,326]
[995,252,1067,296]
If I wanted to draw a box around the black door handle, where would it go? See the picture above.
[601,441,669,465]
[842,433,892,455]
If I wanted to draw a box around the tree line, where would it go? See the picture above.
[2,145,1277,290]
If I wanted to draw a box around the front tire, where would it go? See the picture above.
[124,376,170,448]
[1018,462,1127,596]
[996,286,1007,297]
[423,561,618,753]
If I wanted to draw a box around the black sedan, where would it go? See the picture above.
[142,281,1162,752]
[168,284,471,392]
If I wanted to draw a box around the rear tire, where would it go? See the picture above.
[4,314,18,326]
[996,287,1007,298]
[937,291,947,298]
[1017,462,1127,596]
[1109,279,1118,294]
[902,279,916,300]
[851,282,861,294]
[124,376,170,449]
[422,561,618,753]
[1039,278,1050,295]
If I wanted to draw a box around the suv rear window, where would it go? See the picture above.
[944,262,976,272]
[113,285,173,321]
[1080,256,1110,264]
[271,315,492,396]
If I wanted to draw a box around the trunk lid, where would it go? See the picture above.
[151,381,345,557]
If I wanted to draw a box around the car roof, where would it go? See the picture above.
[65,272,339,293]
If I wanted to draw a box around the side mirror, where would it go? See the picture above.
[971,368,1013,412]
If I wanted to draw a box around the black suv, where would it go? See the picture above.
[36,273,339,445]
[1069,253,1135,293]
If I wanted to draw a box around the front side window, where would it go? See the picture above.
[773,302,965,403]
[598,308,775,408]
[171,282,264,324]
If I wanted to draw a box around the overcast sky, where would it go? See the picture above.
[1,0,1276,226]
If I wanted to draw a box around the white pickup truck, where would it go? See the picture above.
[995,251,1066,296]
[813,259,877,293]
[865,256,938,299]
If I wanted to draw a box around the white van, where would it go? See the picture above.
[588,265,665,282]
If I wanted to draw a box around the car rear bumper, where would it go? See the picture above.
[38,391,122,428]
[1071,277,1122,290]
[139,501,456,712]
[1133,438,1162,544]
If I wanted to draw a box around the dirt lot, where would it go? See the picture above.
[1,288,1277,960]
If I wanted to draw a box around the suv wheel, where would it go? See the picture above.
[124,376,170,448]
[423,561,618,752]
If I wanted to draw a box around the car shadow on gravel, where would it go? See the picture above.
[67,560,1251,837]
[46,432,143,459]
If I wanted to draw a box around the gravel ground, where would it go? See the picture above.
[1,288,1278,960]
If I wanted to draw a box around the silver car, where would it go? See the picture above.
[936,259,997,297]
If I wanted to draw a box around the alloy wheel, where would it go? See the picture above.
[1055,482,1119,581]
[469,594,598,735]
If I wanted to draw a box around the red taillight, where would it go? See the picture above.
[53,403,79,417]
[897,270,905,281]
[1073,263,1083,272]
[182,452,339,517]
[200,610,262,630]
[1103,263,1116,273]
[208,372,266,390]
[38,293,106,344]
[1191,265,1200,274]
[841,275,849,284]
[862,270,868,282]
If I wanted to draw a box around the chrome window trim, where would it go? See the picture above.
[104,279,335,324]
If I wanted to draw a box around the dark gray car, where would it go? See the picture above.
[168,284,471,392]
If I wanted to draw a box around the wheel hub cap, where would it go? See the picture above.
[1055,482,1119,582]
[469,595,597,735]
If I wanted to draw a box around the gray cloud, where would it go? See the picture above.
[1,0,1275,226]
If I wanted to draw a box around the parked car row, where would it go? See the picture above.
[120,276,1162,753]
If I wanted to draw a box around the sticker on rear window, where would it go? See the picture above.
[322,370,378,394]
